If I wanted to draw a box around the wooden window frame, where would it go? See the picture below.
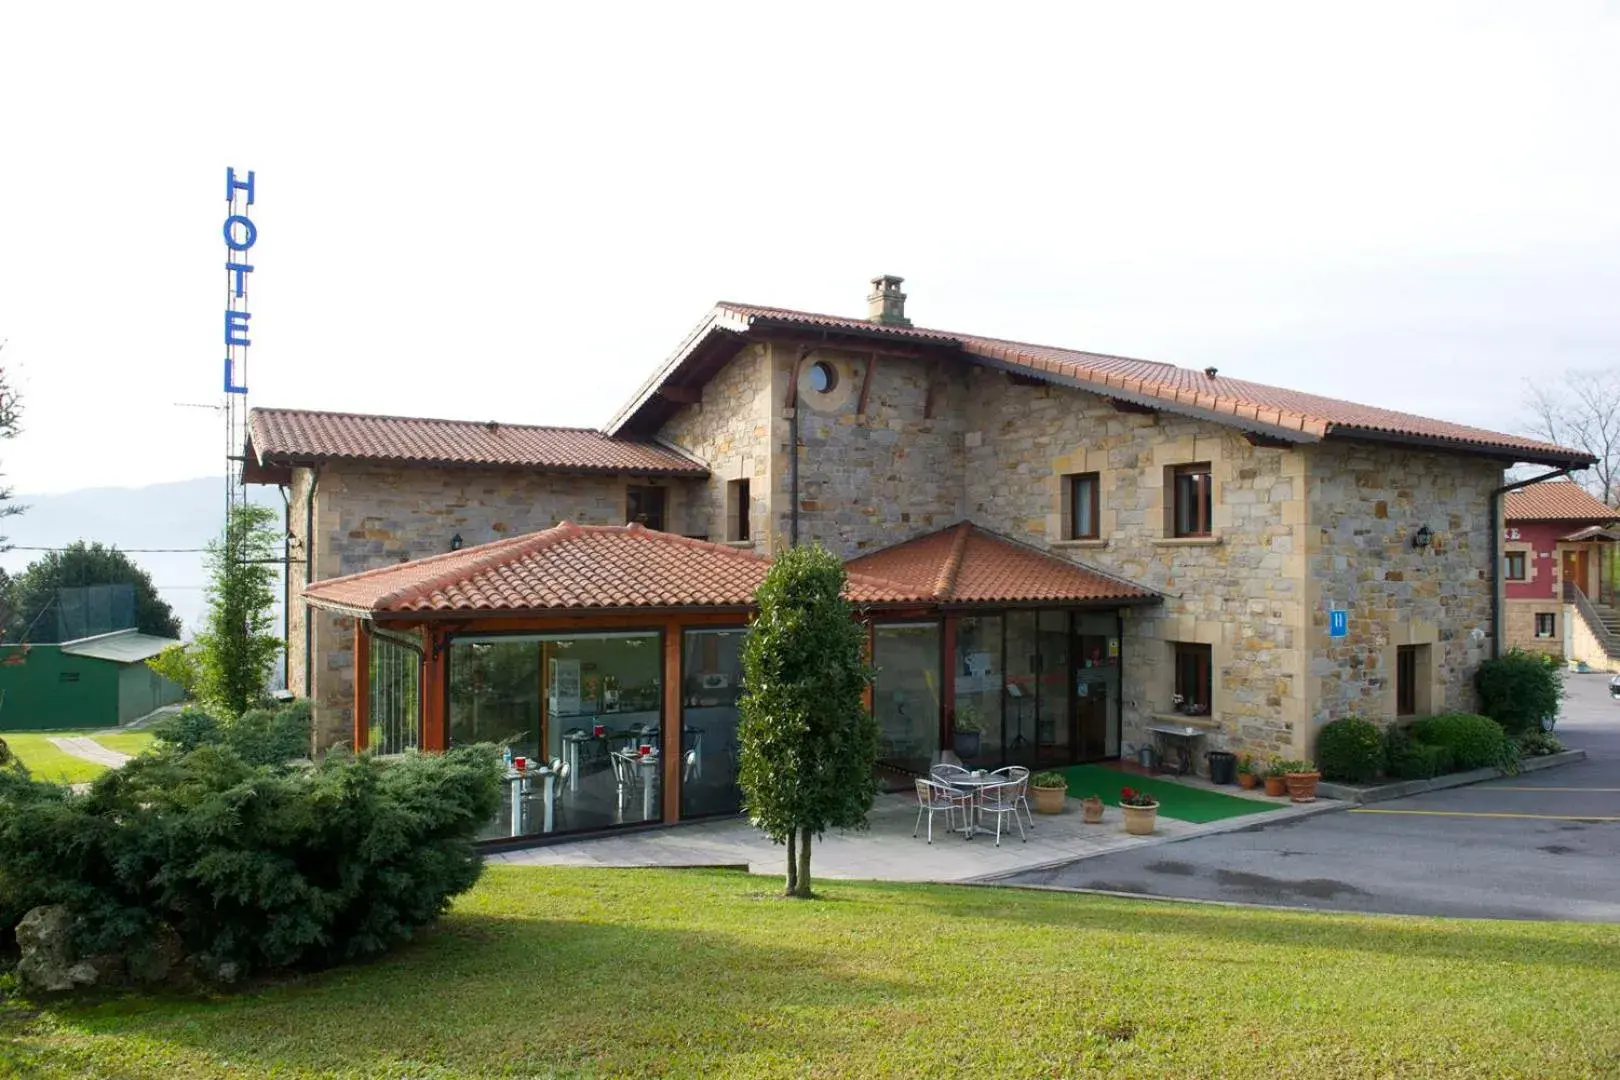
[1172,642,1212,713]
[1066,472,1100,540]
[626,485,667,532]
[726,478,751,542]
[1504,551,1527,581]
[1172,463,1213,538]
[1396,645,1418,717]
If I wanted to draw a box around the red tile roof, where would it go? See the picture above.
[608,301,1590,467]
[846,522,1157,606]
[249,408,706,476]
[303,523,923,616]
[1504,481,1619,522]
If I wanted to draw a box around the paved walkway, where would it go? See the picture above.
[48,735,131,768]
[494,786,1337,884]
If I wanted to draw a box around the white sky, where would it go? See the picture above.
[2,1,1618,495]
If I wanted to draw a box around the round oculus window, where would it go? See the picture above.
[807,360,838,394]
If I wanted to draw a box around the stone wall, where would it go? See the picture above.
[1303,442,1499,732]
[958,367,1310,760]
[1504,599,1562,657]
[766,343,967,557]
[657,343,772,552]
[299,463,702,748]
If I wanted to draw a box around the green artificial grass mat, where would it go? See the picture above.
[1055,762,1272,823]
[5,865,1619,1078]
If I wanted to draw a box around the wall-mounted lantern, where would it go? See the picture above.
[1412,525,1433,550]
[449,533,464,551]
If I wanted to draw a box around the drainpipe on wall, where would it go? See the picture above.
[279,483,291,674]
[303,466,321,697]
[1490,466,1573,659]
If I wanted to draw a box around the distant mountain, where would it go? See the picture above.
[1,478,284,639]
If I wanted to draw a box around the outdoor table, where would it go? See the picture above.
[503,766,557,836]
[1146,723,1207,776]
[944,771,1005,838]
[613,749,661,820]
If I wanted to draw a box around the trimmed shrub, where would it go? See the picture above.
[1517,731,1564,758]
[150,700,311,767]
[1410,712,1515,772]
[1475,649,1562,736]
[1316,717,1385,783]
[150,707,223,754]
[1389,742,1453,781]
[0,736,10,768]
[0,745,502,977]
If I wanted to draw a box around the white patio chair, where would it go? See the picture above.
[977,779,1027,847]
[992,765,1034,830]
[683,748,699,783]
[913,778,971,844]
[609,752,639,811]
[930,762,971,786]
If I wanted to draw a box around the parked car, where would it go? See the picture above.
[1609,672,1620,701]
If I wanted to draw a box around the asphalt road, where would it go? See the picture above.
[998,673,1620,920]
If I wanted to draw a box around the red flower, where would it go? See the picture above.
[1121,787,1135,800]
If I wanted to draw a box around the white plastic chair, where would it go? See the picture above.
[977,779,1027,847]
[683,748,699,783]
[913,778,971,844]
[609,752,639,810]
[992,765,1034,830]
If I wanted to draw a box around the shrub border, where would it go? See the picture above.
[1316,749,1587,805]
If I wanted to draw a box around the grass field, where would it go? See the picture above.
[0,730,155,784]
[1057,763,1272,823]
[4,865,1618,1078]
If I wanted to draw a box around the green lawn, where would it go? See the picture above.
[1057,763,1272,823]
[4,866,1619,1078]
[0,731,155,784]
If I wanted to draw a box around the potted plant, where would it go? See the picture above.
[1262,757,1288,797]
[1030,771,1068,814]
[1119,786,1159,835]
[953,704,983,759]
[1081,793,1105,823]
[1280,758,1321,803]
[1236,754,1259,790]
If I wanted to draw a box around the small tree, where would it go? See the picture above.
[737,544,878,898]
[0,349,23,552]
[194,503,282,718]
[146,643,202,698]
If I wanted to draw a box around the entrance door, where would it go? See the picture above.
[1073,634,1111,760]
[1564,548,1590,597]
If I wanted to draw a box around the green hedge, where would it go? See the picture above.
[1388,742,1455,781]
[1409,712,1515,772]
[1316,717,1384,783]
[152,700,310,766]
[1475,650,1562,736]
[0,745,502,976]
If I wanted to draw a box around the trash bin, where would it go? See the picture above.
[1137,745,1157,770]
[1206,750,1237,785]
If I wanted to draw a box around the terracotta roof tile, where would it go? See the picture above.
[303,523,922,616]
[612,300,1587,466]
[250,408,705,476]
[846,522,1158,606]
[1504,482,1619,522]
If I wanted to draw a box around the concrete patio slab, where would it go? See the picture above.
[493,788,1342,883]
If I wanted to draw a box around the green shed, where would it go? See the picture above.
[0,630,186,731]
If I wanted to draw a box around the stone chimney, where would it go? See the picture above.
[866,274,911,327]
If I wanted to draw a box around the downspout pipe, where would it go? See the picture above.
[1489,466,1574,659]
[279,483,291,679]
[303,467,321,697]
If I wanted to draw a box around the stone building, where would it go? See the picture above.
[249,275,1591,777]
[1501,481,1620,669]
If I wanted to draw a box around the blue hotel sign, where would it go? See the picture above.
[1328,610,1348,638]
[222,168,256,394]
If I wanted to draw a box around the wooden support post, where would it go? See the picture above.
[940,615,957,754]
[856,355,877,416]
[352,620,370,751]
[862,621,875,715]
[662,621,683,824]
[421,627,448,752]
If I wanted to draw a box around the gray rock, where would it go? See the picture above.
[15,905,97,993]
[126,924,185,985]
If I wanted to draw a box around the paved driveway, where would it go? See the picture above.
[996,673,1620,921]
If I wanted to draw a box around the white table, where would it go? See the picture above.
[614,750,661,820]
[944,772,1007,838]
[505,767,557,836]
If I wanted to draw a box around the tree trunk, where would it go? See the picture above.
[793,830,813,898]
[785,828,798,896]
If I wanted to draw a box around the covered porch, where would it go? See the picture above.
[302,521,1157,848]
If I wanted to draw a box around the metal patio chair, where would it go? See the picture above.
[992,765,1034,830]
[977,779,1027,847]
[913,778,972,844]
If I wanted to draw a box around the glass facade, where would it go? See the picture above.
[873,623,942,776]
[681,628,746,818]
[448,631,663,842]
[951,615,1003,765]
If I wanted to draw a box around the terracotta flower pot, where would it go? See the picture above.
[1032,784,1067,815]
[1285,771,1321,803]
[1081,796,1105,823]
[1238,772,1259,790]
[1121,802,1159,836]
[1263,775,1288,797]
